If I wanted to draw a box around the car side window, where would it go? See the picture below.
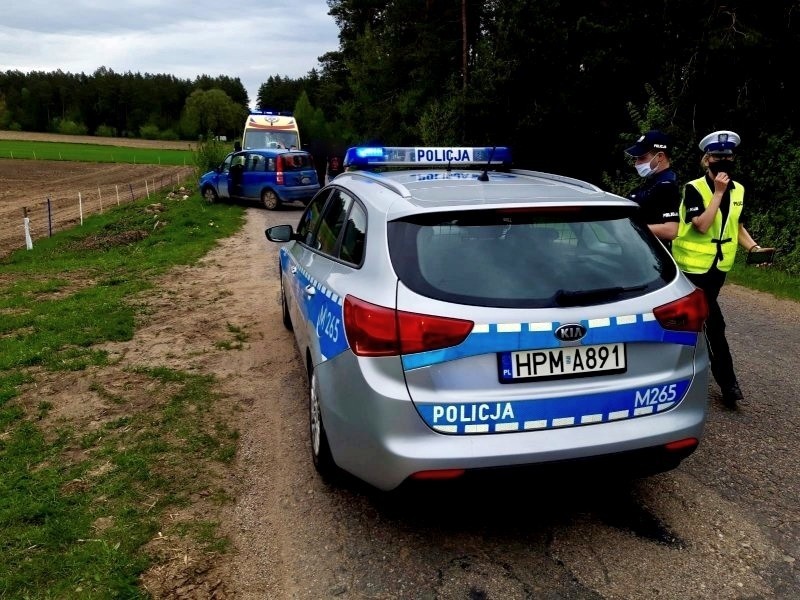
[316,190,353,255]
[221,154,233,173]
[296,190,331,247]
[339,202,366,265]
[247,154,262,171]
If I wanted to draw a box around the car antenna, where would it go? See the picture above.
[477,146,497,181]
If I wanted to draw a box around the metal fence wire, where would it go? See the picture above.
[1,166,195,257]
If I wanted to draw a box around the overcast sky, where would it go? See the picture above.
[0,0,340,107]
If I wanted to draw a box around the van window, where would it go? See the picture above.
[283,153,314,172]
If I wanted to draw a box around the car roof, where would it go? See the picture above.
[333,163,633,221]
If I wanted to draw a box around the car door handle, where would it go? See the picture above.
[304,285,316,296]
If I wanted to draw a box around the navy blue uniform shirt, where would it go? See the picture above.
[627,168,681,226]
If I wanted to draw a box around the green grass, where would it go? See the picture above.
[0,188,245,598]
[0,140,193,166]
[727,254,800,301]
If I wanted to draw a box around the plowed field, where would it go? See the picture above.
[0,135,196,257]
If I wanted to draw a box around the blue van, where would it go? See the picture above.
[199,149,320,210]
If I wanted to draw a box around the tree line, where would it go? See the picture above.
[1,1,799,271]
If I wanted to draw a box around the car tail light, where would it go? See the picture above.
[664,438,698,452]
[276,155,285,185]
[343,295,473,357]
[653,288,708,332]
[409,469,465,481]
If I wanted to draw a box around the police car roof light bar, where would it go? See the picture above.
[343,146,512,170]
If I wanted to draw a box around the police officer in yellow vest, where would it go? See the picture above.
[673,130,762,409]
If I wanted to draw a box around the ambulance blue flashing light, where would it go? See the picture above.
[250,109,293,116]
[344,146,512,169]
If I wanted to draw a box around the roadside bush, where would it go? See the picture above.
[742,131,800,275]
[95,124,116,137]
[55,119,88,135]
[158,128,180,141]
[193,134,229,180]
[139,124,160,140]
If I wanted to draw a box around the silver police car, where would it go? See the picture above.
[265,146,710,491]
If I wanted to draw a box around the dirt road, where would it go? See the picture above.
[124,207,797,599]
[17,203,797,598]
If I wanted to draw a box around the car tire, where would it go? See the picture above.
[202,186,218,204]
[280,272,293,331]
[308,366,338,481]
[262,190,279,210]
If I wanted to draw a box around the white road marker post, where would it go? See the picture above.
[98,186,103,212]
[116,184,120,206]
[145,179,150,199]
[23,207,33,250]
[78,192,84,225]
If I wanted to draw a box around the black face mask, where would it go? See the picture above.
[708,159,734,177]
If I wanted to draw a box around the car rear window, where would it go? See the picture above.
[387,206,676,308]
[282,153,315,171]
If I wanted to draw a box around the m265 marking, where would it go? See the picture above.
[316,303,340,343]
[635,384,677,406]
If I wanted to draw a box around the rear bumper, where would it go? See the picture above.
[276,185,320,203]
[317,352,710,491]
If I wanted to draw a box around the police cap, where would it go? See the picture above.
[699,130,740,155]
[625,130,672,157]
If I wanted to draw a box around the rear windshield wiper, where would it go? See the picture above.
[553,285,647,307]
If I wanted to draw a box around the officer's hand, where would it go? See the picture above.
[714,172,730,193]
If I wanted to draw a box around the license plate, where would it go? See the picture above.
[498,343,626,383]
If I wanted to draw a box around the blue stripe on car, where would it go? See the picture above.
[283,249,348,360]
[402,316,698,370]
[415,379,691,434]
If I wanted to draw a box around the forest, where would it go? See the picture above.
[1,1,799,271]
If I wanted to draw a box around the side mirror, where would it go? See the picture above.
[265,224,295,243]
[234,141,242,152]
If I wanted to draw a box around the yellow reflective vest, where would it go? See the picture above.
[673,176,744,274]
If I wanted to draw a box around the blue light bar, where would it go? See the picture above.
[250,109,293,116]
[343,146,512,169]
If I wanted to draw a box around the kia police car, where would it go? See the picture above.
[265,146,710,491]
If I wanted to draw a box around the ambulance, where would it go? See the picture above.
[240,111,301,151]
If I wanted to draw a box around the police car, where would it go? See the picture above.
[265,146,710,491]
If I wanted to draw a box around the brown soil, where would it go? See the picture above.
[0,158,195,257]
[0,130,196,150]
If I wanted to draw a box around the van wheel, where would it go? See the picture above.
[262,190,279,210]
[309,367,337,481]
[203,186,218,204]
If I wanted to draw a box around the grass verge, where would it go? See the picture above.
[727,255,800,302]
[0,188,245,598]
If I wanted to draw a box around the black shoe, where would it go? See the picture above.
[721,383,744,408]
